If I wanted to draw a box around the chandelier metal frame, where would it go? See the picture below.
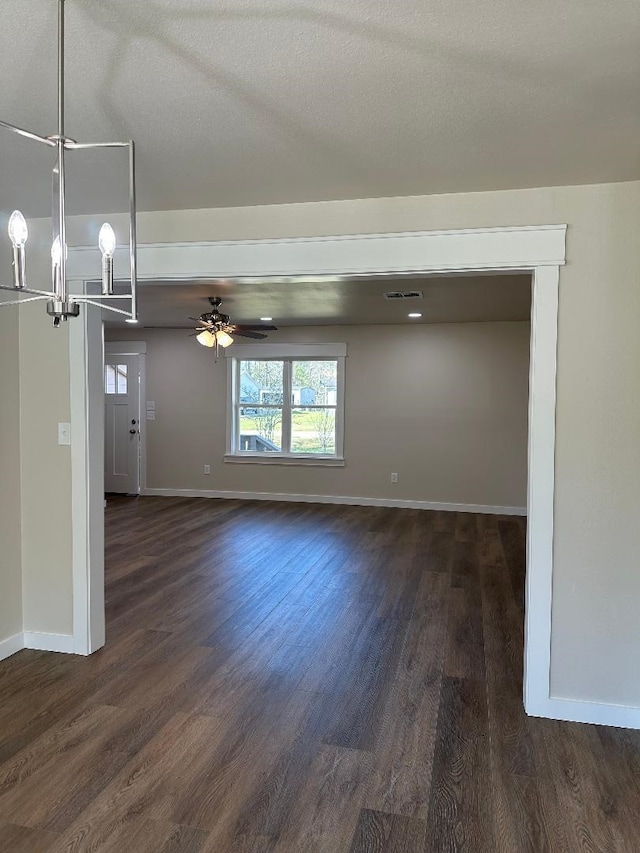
[0,0,138,326]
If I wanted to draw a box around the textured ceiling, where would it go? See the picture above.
[1,0,639,216]
[105,273,532,327]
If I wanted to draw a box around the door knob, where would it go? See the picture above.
[129,429,137,434]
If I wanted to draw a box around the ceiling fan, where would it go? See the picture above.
[191,297,277,349]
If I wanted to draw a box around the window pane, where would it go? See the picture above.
[117,364,128,394]
[239,360,284,405]
[291,360,338,406]
[239,406,282,452]
[105,364,116,394]
[291,407,336,455]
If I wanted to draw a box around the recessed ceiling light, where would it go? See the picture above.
[408,312,422,319]
[260,316,273,321]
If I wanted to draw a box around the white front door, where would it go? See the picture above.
[104,353,140,493]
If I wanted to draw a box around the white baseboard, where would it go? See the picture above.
[0,632,24,662]
[0,631,80,662]
[23,631,76,654]
[141,487,526,516]
[526,695,640,730]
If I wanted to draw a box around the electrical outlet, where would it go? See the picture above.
[391,472,398,484]
[204,464,211,475]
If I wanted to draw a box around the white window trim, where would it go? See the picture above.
[225,343,346,465]
[225,343,347,359]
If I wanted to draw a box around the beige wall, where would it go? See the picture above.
[107,321,531,508]
[10,179,640,709]
[0,306,23,643]
[19,301,73,635]
[14,216,74,638]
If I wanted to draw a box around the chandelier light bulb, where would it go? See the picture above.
[8,210,28,248]
[98,223,116,258]
[51,236,64,266]
[196,330,216,347]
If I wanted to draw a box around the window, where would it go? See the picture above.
[226,344,346,464]
[105,363,128,395]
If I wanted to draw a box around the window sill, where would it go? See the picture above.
[224,454,345,467]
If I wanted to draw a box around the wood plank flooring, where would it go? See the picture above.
[2,497,640,851]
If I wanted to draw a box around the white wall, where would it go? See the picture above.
[106,321,531,509]
[8,179,640,711]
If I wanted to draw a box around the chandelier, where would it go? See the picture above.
[0,0,138,326]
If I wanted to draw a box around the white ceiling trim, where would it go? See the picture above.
[67,224,567,286]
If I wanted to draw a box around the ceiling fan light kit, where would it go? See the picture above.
[0,0,138,326]
[214,330,234,348]
[195,328,233,349]
[196,330,217,348]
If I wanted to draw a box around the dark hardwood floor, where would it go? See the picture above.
[2,497,640,851]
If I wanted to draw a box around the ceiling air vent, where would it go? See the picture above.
[383,290,423,300]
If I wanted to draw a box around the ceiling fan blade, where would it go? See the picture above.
[233,324,278,331]
[232,330,268,339]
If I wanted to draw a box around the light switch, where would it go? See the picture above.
[58,422,71,445]
[146,400,156,411]
[146,410,156,420]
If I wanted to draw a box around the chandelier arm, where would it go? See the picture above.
[53,0,71,305]
[73,294,133,301]
[64,141,130,149]
[0,295,48,307]
[55,136,67,302]
[0,119,57,147]
[80,299,135,318]
[0,284,59,298]
[128,140,138,322]
[58,0,65,140]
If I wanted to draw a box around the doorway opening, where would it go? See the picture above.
[68,224,565,721]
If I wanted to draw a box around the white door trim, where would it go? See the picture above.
[67,225,568,722]
[523,265,559,715]
[69,299,105,654]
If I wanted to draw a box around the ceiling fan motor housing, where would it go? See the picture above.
[200,310,229,326]
[203,297,229,327]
